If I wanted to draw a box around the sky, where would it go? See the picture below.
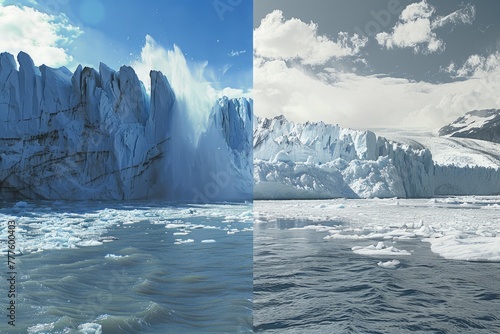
[0,0,252,95]
[254,0,500,130]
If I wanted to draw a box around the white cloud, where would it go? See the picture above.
[254,10,367,66]
[220,63,232,75]
[0,3,82,67]
[455,53,500,78]
[432,3,475,28]
[216,87,252,99]
[254,54,500,130]
[376,1,475,54]
[254,6,495,131]
[228,49,246,57]
[443,53,500,79]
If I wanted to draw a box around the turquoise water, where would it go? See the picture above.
[0,201,252,333]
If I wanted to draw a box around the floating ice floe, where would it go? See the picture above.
[352,242,411,256]
[76,240,103,247]
[423,235,500,262]
[105,254,128,259]
[0,202,251,255]
[174,239,195,245]
[173,232,190,236]
[255,197,500,262]
[377,259,400,269]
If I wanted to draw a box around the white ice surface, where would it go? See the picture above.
[255,197,500,262]
[376,128,500,168]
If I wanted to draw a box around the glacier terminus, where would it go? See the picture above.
[0,51,252,201]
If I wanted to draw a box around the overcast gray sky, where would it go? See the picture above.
[254,0,500,130]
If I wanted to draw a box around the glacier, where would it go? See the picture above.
[0,51,252,201]
[254,116,434,199]
[254,115,500,199]
[377,128,500,197]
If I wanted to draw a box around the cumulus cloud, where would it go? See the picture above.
[254,6,497,131]
[216,87,252,99]
[254,52,500,129]
[0,3,82,67]
[376,1,475,54]
[254,10,367,66]
[451,53,500,78]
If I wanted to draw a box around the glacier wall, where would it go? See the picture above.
[0,51,252,201]
[254,116,434,199]
[254,115,500,199]
[434,164,500,196]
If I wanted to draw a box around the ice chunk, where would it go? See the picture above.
[377,259,400,269]
[174,239,195,245]
[352,242,411,256]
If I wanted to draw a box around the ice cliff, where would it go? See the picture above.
[255,115,500,199]
[254,116,434,199]
[0,51,252,201]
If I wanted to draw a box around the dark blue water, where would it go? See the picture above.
[254,219,500,333]
[0,201,252,333]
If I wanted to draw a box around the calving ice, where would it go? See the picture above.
[0,49,252,202]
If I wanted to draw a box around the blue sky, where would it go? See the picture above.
[254,0,500,129]
[0,0,252,94]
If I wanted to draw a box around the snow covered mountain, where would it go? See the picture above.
[254,115,500,199]
[438,109,500,144]
[0,51,252,201]
[254,116,434,199]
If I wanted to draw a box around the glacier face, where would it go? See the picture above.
[0,51,252,201]
[434,164,500,196]
[255,115,500,199]
[254,116,434,199]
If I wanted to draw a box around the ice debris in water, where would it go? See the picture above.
[352,241,411,256]
[377,259,401,269]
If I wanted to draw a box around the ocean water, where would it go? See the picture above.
[254,199,500,333]
[0,201,252,333]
